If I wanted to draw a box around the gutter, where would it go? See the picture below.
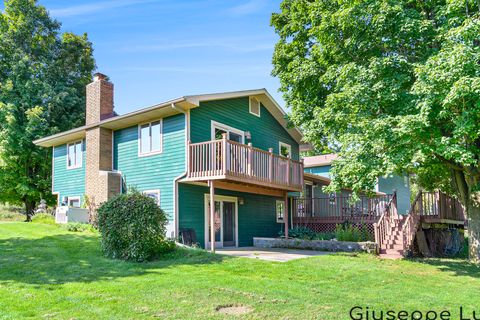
[171,103,189,239]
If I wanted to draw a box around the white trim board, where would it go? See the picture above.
[203,194,239,249]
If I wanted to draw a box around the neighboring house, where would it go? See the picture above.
[303,154,411,215]
[34,73,304,249]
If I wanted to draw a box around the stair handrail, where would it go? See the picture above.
[401,191,423,255]
[374,191,397,250]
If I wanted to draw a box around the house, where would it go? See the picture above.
[34,73,304,250]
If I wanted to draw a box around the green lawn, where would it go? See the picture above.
[1,222,479,319]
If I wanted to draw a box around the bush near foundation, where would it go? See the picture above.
[97,191,173,262]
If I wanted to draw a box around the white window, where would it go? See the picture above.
[276,200,285,223]
[249,97,260,117]
[68,196,81,208]
[67,141,83,169]
[211,121,245,144]
[138,120,162,156]
[143,190,160,206]
[279,142,292,158]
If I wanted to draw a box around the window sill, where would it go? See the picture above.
[138,150,163,158]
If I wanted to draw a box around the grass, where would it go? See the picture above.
[1,223,480,319]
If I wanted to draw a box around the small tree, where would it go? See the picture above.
[97,191,172,262]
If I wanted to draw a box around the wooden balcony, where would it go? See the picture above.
[185,136,304,192]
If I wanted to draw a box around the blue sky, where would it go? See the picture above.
[32,0,284,114]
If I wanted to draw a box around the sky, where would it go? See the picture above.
[24,0,285,115]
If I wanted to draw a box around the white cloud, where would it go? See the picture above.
[49,0,155,18]
[228,0,267,15]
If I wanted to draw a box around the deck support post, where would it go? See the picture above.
[209,180,216,253]
[284,192,289,239]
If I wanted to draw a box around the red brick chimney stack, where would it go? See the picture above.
[86,72,114,125]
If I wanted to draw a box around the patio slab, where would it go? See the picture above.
[215,247,331,262]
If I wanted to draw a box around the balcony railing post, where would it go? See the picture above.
[222,133,227,175]
[247,142,253,177]
[186,140,191,177]
[268,148,273,183]
[286,156,290,187]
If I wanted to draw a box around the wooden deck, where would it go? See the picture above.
[184,135,304,192]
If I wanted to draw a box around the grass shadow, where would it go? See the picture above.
[410,257,480,279]
[0,233,228,286]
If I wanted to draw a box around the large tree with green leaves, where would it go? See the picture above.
[272,0,480,261]
[0,0,95,220]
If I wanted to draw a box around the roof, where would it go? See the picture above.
[34,88,303,147]
[303,154,338,168]
[304,172,331,185]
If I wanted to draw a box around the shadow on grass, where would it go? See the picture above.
[411,258,480,279]
[0,233,228,286]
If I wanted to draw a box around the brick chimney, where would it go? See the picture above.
[85,73,120,207]
[86,72,114,125]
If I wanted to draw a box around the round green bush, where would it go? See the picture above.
[97,191,172,262]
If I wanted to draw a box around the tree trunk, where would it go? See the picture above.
[468,200,480,263]
[24,200,35,222]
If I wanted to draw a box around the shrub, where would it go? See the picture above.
[335,223,373,242]
[31,213,55,225]
[97,191,172,262]
[279,226,336,241]
[61,222,96,233]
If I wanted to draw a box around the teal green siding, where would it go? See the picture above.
[190,97,299,160]
[378,175,411,215]
[113,114,186,222]
[52,141,86,205]
[304,165,331,178]
[179,183,284,247]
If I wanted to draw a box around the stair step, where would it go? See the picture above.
[384,244,404,250]
[379,253,403,260]
[380,248,404,255]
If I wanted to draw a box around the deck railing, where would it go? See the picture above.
[187,137,304,190]
[416,191,465,221]
[292,194,393,222]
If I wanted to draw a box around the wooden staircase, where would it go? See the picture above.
[378,215,407,259]
[375,192,421,259]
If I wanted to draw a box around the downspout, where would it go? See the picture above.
[171,103,189,239]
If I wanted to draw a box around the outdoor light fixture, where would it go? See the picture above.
[245,131,251,140]
[239,198,244,205]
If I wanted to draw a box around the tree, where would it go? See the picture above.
[0,0,95,220]
[272,1,480,261]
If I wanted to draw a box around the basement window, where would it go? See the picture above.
[143,190,160,206]
[276,200,285,223]
[67,141,83,169]
[68,196,81,208]
[139,120,162,156]
[249,97,260,117]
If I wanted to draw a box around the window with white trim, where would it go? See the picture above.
[68,196,81,208]
[139,120,162,156]
[276,200,285,223]
[249,97,260,117]
[67,141,83,169]
[279,142,291,158]
[143,190,160,206]
[211,121,245,143]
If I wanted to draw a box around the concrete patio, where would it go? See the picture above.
[215,247,330,262]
